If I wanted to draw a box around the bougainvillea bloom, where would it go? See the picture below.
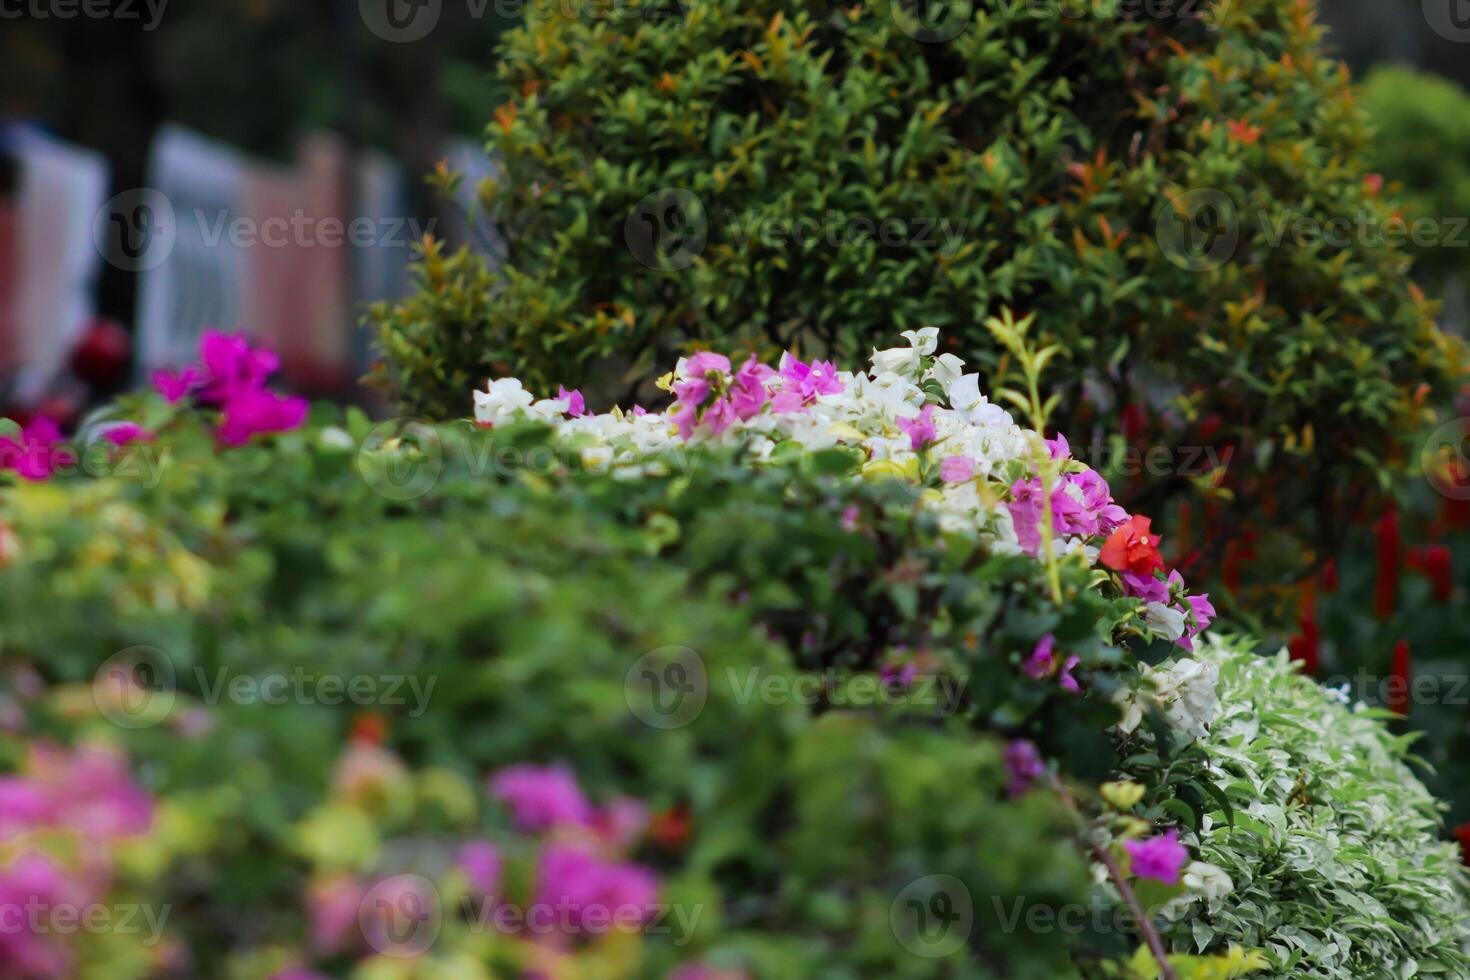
[896,404,937,450]
[151,331,307,445]
[534,845,659,932]
[557,386,587,418]
[0,417,73,481]
[490,763,594,831]
[1100,516,1164,577]
[458,841,502,896]
[101,421,153,446]
[1023,635,1057,680]
[1003,739,1045,798]
[1125,830,1188,885]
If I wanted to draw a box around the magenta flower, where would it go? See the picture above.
[681,352,731,379]
[0,854,83,978]
[729,356,775,421]
[0,417,72,482]
[216,389,309,446]
[151,366,204,403]
[1177,593,1218,651]
[307,874,365,953]
[557,386,587,418]
[1023,635,1057,680]
[1058,655,1081,694]
[778,354,844,403]
[489,763,593,831]
[940,455,976,483]
[1003,739,1046,798]
[534,844,659,933]
[897,405,938,450]
[195,330,280,405]
[1125,830,1188,885]
[102,422,153,446]
[1122,570,1170,605]
[458,841,502,896]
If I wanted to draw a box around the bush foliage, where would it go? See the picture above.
[371,0,1461,601]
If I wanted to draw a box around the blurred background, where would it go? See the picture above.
[0,0,1467,420]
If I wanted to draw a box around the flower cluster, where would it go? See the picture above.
[0,744,155,978]
[0,417,72,482]
[472,327,1214,652]
[151,330,307,446]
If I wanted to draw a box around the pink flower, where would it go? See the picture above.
[216,389,309,446]
[490,764,593,832]
[1003,739,1046,798]
[307,874,365,953]
[534,845,659,933]
[594,797,650,851]
[940,455,976,483]
[897,405,937,450]
[557,386,587,418]
[195,330,281,405]
[151,366,204,403]
[1177,593,1217,651]
[681,352,731,379]
[1058,655,1081,694]
[0,417,73,482]
[102,422,153,446]
[0,854,85,978]
[1023,635,1056,680]
[1124,830,1188,885]
[1122,570,1170,605]
[729,356,775,421]
[778,354,844,404]
[458,841,502,896]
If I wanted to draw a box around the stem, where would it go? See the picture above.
[1027,373,1064,605]
[1049,776,1181,980]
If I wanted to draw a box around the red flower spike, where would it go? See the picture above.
[1386,640,1412,717]
[1454,822,1470,867]
[1373,507,1401,619]
[1407,545,1454,603]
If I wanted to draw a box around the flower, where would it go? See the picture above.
[1058,655,1081,694]
[557,386,587,418]
[1150,659,1219,739]
[0,417,73,482]
[1181,861,1233,903]
[1003,739,1046,798]
[896,404,937,450]
[1100,515,1163,577]
[101,422,153,446]
[458,841,502,896]
[940,455,975,483]
[1374,506,1400,619]
[1124,830,1188,885]
[1387,640,1412,716]
[151,366,204,403]
[534,845,659,933]
[490,763,593,831]
[1023,634,1057,679]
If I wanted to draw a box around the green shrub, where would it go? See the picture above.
[1361,65,1470,289]
[1123,637,1470,979]
[371,0,1461,602]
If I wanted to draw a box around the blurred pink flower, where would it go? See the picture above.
[490,764,593,832]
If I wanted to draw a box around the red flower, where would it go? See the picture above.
[1386,640,1412,717]
[1321,559,1338,593]
[349,712,388,746]
[1407,545,1454,603]
[1100,515,1164,577]
[1455,822,1470,867]
[1363,173,1384,197]
[1374,507,1401,619]
[1227,119,1262,144]
[1288,584,1319,675]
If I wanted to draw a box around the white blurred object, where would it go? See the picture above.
[1,125,110,403]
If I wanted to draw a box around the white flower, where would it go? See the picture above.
[901,327,940,356]
[1145,601,1187,640]
[474,378,536,426]
[1150,659,1220,740]
[1182,861,1233,903]
[927,353,967,392]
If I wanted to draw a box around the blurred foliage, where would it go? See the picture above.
[1360,65,1470,289]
